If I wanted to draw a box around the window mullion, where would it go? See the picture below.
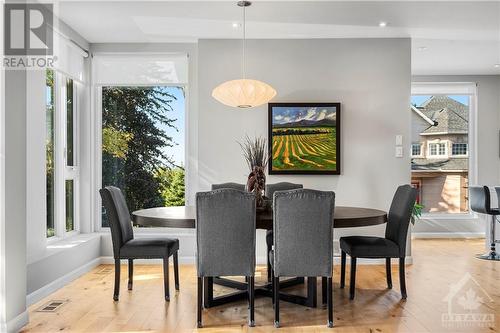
[54,72,66,238]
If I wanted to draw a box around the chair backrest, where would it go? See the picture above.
[211,182,246,191]
[470,186,493,214]
[273,189,335,277]
[100,186,134,257]
[384,185,417,257]
[196,189,256,277]
[265,182,303,199]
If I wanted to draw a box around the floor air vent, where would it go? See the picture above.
[94,266,113,275]
[37,300,67,312]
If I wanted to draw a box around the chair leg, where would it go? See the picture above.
[113,259,120,301]
[274,276,280,328]
[386,258,392,289]
[173,251,179,291]
[128,259,133,290]
[163,257,170,301]
[340,250,346,289]
[307,277,317,308]
[267,242,272,282]
[248,276,255,327]
[197,277,203,328]
[399,257,407,299]
[271,268,275,305]
[322,277,327,305]
[349,257,357,300]
[327,277,334,328]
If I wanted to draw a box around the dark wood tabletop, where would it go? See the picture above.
[132,205,387,229]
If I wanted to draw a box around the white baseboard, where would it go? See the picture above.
[26,257,102,306]
[3,310,29,333]
[100,256,196,265]
[412,232,484,239]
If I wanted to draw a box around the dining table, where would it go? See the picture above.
[132,205,387,308]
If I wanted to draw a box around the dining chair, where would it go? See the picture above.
[265,182,303,281]
[100,186,180,301]
[196,189,256,328]
[339,184,416,300]
[211,182,246,191]
[472,186,500,260]
[270,189,335,328]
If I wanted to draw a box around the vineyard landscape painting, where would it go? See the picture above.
[268,103,340,174]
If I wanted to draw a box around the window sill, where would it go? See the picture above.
[419,213,478,221]
[28,233,101,265]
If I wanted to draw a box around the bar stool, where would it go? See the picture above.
[470,186,500,261]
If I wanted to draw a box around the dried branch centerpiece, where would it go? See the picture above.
[239,135,268,208]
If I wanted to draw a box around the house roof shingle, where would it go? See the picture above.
[411,158,468,172]
[414,96,469,135]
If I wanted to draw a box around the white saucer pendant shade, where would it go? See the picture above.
[212,78,277,108]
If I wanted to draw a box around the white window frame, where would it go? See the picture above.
[47,71,80,241]
[411,82,477,219]
[427,140,448,158]
[93,83,188,232]
[451,143,468,157]
[411,143,423,157]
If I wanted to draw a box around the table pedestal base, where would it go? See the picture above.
[203,276,321,308]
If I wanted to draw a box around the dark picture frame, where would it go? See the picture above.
[268,102,341,175]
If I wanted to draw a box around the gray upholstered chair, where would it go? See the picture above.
[196,189,256,328]
[339,185,416,300]
[100,186,180,301]
[270,189,335,328]
[265,182,303,281]
[472,186,500,260]
[211,182,246,191]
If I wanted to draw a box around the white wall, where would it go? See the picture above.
[198,38,412,260]
[412,75,500,238]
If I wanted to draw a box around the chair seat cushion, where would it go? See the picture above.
[120,237,179,259]
[339,236,399,258]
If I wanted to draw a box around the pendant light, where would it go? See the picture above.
[212,1,277,108]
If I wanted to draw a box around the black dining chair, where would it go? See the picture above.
[196,189,256,328]
[265,182,303,281]
[471,186,500,260]
[270,189,335,328]
[100,186,180,301]
[339,185,416,300]
[211,182,246,191]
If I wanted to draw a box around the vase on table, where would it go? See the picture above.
[239,135,269,208]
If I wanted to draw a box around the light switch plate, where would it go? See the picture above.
[395,146,403,158]
[396,135,403,146]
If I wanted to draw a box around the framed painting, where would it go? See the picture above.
[268,102,341,175]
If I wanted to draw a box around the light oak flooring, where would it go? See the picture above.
[22,239,500,332]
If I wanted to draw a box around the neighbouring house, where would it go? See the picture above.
[411,96,469,213]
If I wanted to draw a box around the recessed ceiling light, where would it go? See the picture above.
[418,46,428,51]
[494,64,500,68]
[379,21,387,27]
[232,22,241,28]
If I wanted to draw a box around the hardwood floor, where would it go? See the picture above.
[22,239,499,332]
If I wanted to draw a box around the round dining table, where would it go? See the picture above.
[131,205,387,309]
[132,205,387,229]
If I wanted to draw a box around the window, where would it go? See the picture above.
[45,70,79,237]
[101,86,185,227]
[428,142,447,157]
[411,144,421,157]
[452,143,467,156]
[411,90,473,215]
[46,69,55,237]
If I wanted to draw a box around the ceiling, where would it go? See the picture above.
[58,1,500,75]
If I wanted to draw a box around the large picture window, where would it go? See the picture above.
[411,90,473,215]
[101,86,185,227]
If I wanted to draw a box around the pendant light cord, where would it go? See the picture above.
[242,3,246,79]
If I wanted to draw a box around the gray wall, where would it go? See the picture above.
[4,69,28,330]
[412,75,500,236]
[198,38,412,259]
